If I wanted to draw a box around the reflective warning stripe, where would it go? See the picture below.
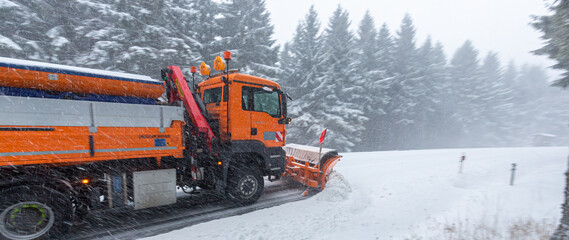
[0,147,177,157]
[275,132,283,142]
[95,147,177,153]
[0,149,89,157]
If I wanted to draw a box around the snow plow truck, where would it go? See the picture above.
[0,52,340,240]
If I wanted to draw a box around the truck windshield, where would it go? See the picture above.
[203,87,222,104]
[242,86,281,118]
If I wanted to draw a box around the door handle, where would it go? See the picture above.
[251,128,257,136]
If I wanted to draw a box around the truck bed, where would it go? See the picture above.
[0,96,186,166]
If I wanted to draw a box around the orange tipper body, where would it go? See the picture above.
[0,57,164,99]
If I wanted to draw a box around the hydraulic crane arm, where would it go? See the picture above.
[161,66,216,153]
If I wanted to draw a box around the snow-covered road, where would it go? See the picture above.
[64,180,306,240]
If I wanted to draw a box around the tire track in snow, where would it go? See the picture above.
[65,180,308,240]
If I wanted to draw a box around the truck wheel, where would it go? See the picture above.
[0,187,73,240]
[227,167,264,205]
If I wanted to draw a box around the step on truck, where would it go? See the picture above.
[0,52,340,240]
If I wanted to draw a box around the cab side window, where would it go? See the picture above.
[242,86,281,117]
[203,87,222,104]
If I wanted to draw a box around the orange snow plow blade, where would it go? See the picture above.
[283,143,341,190]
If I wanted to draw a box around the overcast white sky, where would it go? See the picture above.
[265,0,558,76]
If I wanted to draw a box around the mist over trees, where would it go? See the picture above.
[281,5,569,151]
[0,1,567,152]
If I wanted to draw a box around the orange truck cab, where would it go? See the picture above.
[197,71,291,178]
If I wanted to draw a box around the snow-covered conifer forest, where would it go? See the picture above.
[1,0,567,152]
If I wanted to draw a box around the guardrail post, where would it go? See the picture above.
[510,163,517,186]
[459,153,465,173]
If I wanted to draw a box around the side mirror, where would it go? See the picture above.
[278,117,292,125]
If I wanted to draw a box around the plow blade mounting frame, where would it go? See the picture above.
[283,144,341,190]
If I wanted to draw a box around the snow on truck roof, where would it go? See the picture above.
[0,57,161,85]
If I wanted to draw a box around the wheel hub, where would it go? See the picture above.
[0,201,55,240]
[238,175,258,198]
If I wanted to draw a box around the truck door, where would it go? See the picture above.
[202,85,227,139]
[241,86,285,147]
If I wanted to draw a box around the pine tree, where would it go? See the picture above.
[516,64,560,141]
[0,1,80,62]
[479,52,515,146]
[431,41,454,148]
[377,23,395,77]
[503,60,519,89]
[278,43,296,88]
[373,23,397,150]
[448,40,481,147]
[393,14,418,76]
[310,5,367,151]
[415,38,449,148]
[190,0,222,61]
[76,0,202,78]
[0,0,218,78]
[278,26,303,98]
[386,14,421,149]
[289,5,324,99]
[354,11,389,151]
[355,11,378,73]
[217,0,280,80]
[279,5,325,146]
[40,1,83,65]
[532,0,569,88]
[0,0,23,58]
[501,60,530,146]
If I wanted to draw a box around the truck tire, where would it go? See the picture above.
[226,166,264,205]
[0,187,73,240]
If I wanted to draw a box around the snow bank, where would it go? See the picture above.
[141,147,567,240]
[314,172,351,202]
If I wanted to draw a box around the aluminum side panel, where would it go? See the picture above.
[0,96,184,128]
[133,169,177,210]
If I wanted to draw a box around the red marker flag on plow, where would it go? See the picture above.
[319,128,327,145]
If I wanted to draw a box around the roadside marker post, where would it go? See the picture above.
[510,163,517,186]
[459,153,466,173]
